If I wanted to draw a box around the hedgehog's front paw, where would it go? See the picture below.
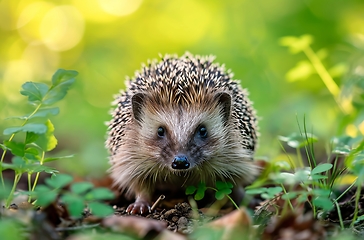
[126,201,151,215]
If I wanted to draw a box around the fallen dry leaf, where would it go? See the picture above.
[155,229,187,240]
[208,208,253,240]
[102,215,167,239]
[262,210,326,240]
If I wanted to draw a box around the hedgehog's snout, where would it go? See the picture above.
[172,155,190,170]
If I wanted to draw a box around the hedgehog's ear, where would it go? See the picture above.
[131,93,146,123]
[214,92,232,123]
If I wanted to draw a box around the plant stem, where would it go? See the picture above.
[31,150,45,192]
[1,104,42,187]
[296,147,304,168]
[278,141,295,169]
[0,134,16,187]
[6,173,21,208]
[280,184,294,215]
[206,186,240,210]
[312,203,317,218]
[0,155,5,187]
[333,199,344,229]
[335,178,357,202]
[28,173,32,202]
[226,195,240,210]
[303,46,351,114]
[351,184,362,227]
[303,47,339,97]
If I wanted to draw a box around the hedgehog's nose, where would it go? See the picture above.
[172,155,190,170]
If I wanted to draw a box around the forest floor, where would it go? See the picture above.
[3,183,364,240]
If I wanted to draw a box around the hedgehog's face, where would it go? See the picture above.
[131,92,233,172]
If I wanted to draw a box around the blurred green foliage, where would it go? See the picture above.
[1,0,364,176]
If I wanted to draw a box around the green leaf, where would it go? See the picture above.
[43,154,74,163]
[35,119,57,151]
[355,215,364,223]
[195,182,207,201]
[215,188,232,200]
[215,181,233,190]
[273,160,291,170]
[0,162,17,171]
[30,165,58,174]
[61,193,85,218]
[350,152,364,175]
[261,193,271,199]
[89,202,114,217]
[311,175,328,180]
[311,163,333,175]
[331,136,358,148]
[194,190,205,200]
[266,187,283,196]
[220,188,232,195]
[11,156,26,170]
[85,187,115,201]
[43,69,77,105]
[293,170,310,182]
[34,185,51,193]
[328,63,348,78]
[313,196,333,211]
[245,188,267,195]
[356,166,364,182]
[297,193,308,203]
[20,82,49,104]
[346,140,364,169]
[280,34,313,54]
[26,107,60,119]
[185,186,197,195]
[274,172,296,185]
[51,69,78,85]
[25,147,39,156]
[19,69,77,106]
[24,147,40,162]
[311,188,331,197]
[34,185,57,206]
[0,218,25,240]
[3,141,25,157]
[36,191,58,206]
[7,108,61,120]
[286,60,314,82]
[278,133,318,148]
[21,163,41,172]
[316,48,328,60]
[71,182,94,195]
[332,146,351,155]
[25,132,39,144]
[45,174,73,189]
[215,191,225,200]
[279,36,299,47]
[0,182,11,200]
[197,182,206,190]
[281,192,298,200]
[3,123,47,135]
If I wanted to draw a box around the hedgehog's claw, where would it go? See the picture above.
[126,201,151,215]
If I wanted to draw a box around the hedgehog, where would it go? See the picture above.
[106,52,258,215]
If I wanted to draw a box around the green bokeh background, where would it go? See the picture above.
[1,0,363,177]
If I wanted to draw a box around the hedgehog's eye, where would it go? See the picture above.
[157,127,165,137]
[197,126,208,139]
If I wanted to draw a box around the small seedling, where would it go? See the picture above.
[33,174,115,218]
[248,124,334,214]
[186,181,240,210]
[0,69,77,207]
